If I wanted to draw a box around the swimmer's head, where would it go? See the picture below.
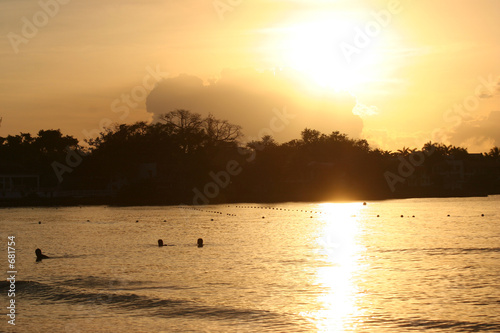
[197,238,203,247]
[35,248,48,261]
[158,239,164,247]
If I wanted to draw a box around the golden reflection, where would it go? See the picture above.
[307,203,365,332]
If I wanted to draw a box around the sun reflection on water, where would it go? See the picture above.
[305,202,366,332]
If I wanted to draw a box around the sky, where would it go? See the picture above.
[1,0,499,152]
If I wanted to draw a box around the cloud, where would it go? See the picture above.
[362,128,431,151]
[352,102,378,117]
[146,68,363,142]
[478,92,493,99]
[443,111,500,152]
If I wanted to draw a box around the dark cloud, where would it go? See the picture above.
[146,68,362,142]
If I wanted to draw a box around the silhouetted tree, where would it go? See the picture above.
[159,109,204,153]
[487,147,500,159]
[301,128,321,144]
[2,120,500,205]
[395,146,413,156]
[203,113,242,147]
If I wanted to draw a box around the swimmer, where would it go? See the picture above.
[197,238,203,248]
[35,248,49,261]
[158,239,165,247]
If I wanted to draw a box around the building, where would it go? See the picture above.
[0,174,40,199]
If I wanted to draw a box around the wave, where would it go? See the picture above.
[392,317,500,332]
[360,314,500,332]
[60,276,145,288]
[376,247,500,255]
[1,279,298,326]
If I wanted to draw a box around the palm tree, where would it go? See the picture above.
[396,146,411,156]
[422,141,437,154]
[449,145,468,157]
[488,146,500,158]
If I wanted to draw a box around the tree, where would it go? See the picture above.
[35,129,78,154]
[301,128,321,144]
[395,146,411,156]
[328,131,348,143]
[449,145,468,157]
[203,113,242,147]
[422,141,437,155]
[440,144,452,156]
[159,109,204,153]
[247,135,277,151]
[354,139,370,152]
[159,109,242,152]
[159,109,203,132]
[487,147,500,159]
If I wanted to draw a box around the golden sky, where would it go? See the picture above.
[1,0,499,152]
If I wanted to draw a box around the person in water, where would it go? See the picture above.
[158,239,165,247]
[197,238,203,248]
[35,248,49,261]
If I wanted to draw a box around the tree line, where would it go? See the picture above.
[1,110,499,205]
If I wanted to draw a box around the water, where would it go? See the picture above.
[1,197,499,332]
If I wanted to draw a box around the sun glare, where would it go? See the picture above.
[279,20,361,91]
[272,14,384,93]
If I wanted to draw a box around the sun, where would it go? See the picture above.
[277,18,374,92]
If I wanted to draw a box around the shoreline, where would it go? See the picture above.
[0,192,496,208]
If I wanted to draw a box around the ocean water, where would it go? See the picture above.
[1,196,500,332]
